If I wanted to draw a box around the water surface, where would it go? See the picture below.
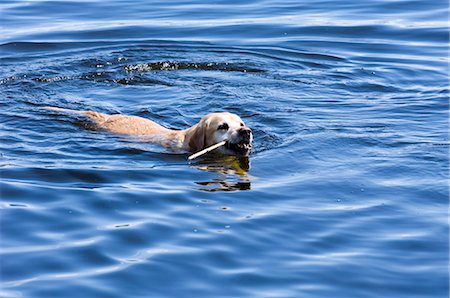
[1,0,449,297]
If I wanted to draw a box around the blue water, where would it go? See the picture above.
[1,0,449,297]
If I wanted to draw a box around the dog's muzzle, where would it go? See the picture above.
[225,127,252,153]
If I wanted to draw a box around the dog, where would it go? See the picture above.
[45,107,253,156]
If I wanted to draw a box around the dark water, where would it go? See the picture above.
[1,0,449,297]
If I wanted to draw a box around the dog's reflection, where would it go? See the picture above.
[190,155,252,192]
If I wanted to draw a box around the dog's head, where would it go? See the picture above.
[188,112,253,156]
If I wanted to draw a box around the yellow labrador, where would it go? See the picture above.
[46,107,253,156]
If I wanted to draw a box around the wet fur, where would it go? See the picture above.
[45,107,252,155]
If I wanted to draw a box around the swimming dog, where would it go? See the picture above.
[45,107,253,156]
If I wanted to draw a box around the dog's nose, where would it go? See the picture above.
[239,127,252,139]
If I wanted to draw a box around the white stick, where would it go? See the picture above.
[188,140,226,160]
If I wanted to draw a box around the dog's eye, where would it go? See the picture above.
[217,123,229,130]
[240,122,244,127]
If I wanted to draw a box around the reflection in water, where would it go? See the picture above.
[190,155,252,192]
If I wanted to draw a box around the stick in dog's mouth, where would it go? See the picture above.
[188,141,227,160]
[225,141,252,151]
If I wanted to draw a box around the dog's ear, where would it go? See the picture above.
[188,120,207,152]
